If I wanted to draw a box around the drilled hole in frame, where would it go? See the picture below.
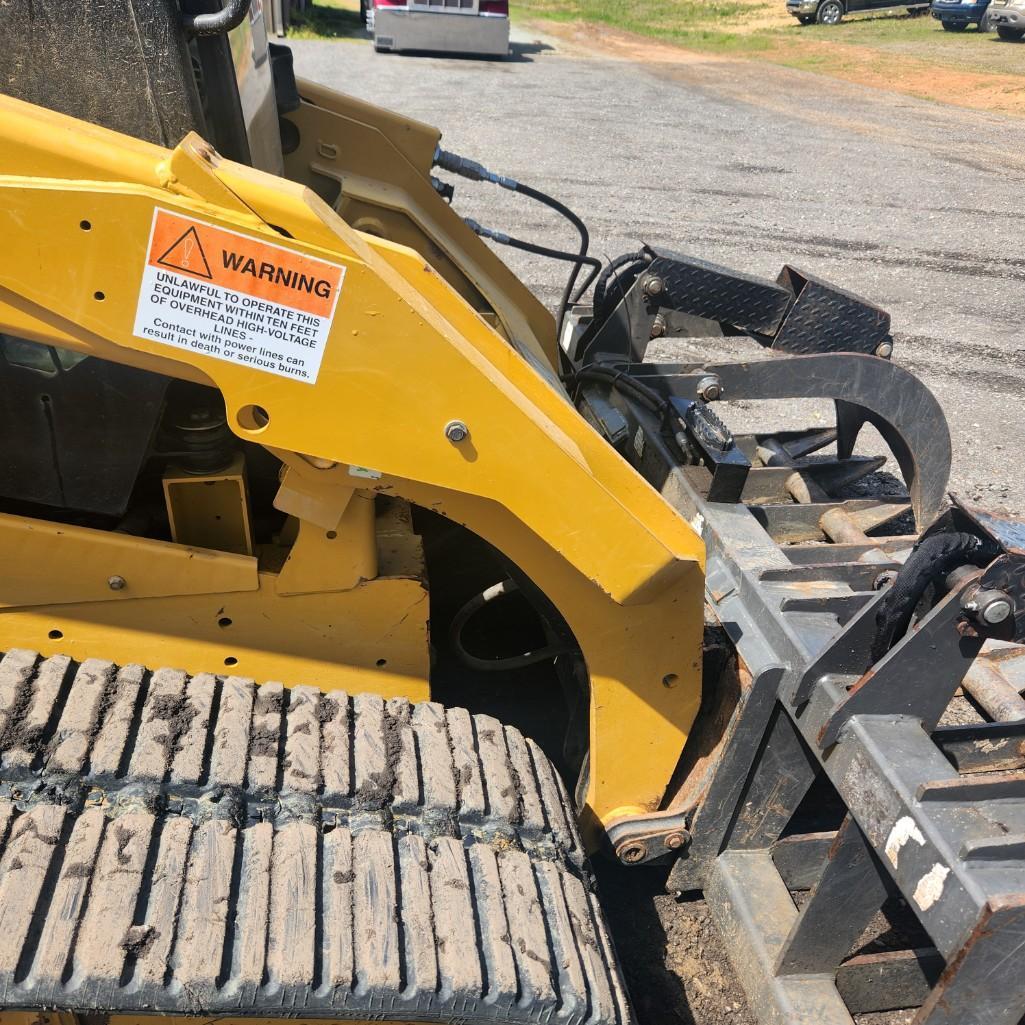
[237,404,270,432]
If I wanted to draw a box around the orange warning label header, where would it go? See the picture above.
[147,209,344,319]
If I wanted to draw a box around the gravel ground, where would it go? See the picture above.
[291,30,1025,516]
[289,32,1025,1025]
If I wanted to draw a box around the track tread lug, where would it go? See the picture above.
[0,651,631,1025]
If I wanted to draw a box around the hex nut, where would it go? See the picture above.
[664,831,689,850]
[618,842,646,864]
[873,570,899,591]
[643,276,664,297]
[444,420,469,443]
[108,575,127,591]
[876,340,894,359]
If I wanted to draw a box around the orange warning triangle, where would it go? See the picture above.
[157,225,213,280]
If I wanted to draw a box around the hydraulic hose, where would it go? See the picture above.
[869,531,997,664]
[448,579,574,672]
[512,181,591,334]
[592,251,650,321]
[566,364,667,414]
[183,0,252,36]
[464,220,601,273]
[435,148,594,338]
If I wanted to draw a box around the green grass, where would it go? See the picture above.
[514,0,749,37]
[514,0,1025,77]
[288,0,365,39]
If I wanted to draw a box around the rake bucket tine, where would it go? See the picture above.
[835,399,869,460]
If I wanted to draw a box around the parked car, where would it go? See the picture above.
[988,0,1025,36]
[930,0,990,29]
[368,0,510,56]
[788,0,928,24]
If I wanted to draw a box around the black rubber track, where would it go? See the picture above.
[0,650,632,1024]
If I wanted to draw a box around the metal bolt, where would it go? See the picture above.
[697,376,722,402]
[444,420,469,443]
[643,276,664,298]
[618,842,646,865]
[664,831,688,851]
[875,339,894,359]
[650,314,667,339]
[108,575,126,591]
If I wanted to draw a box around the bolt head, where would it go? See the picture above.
[643,276,664,297]
[697,376,722,402]
[108,575,126,591]
[444,420,469,443]
[876,340,894,359]
[664,831,688,850]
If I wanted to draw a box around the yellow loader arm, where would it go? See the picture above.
[0,94,705,829]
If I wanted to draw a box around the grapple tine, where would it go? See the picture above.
[703,354,952,529]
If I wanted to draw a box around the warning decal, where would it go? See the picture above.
[134,208,346,383]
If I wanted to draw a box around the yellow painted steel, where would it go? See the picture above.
[280,79,559,369]
[0,1015,78,1025]
[0,500,429,697]
[163,454,255,556]
[0,91,705,827]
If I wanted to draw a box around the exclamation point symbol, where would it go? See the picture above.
[156,225,213,279]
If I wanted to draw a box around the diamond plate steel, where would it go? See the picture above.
[772,266,891,355]
[647,248,793,336]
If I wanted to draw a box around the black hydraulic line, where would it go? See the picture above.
[592,251,650,321]
[568,364,667,414]
[434,148,593,341]
[572,261,602,305]
[464,220,601,274]
[183,0,252,36]
[449,579,573,672]
[869,531,998,665]
[512,181,590,336]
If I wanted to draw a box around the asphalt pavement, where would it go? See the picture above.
[289,31,1025,515]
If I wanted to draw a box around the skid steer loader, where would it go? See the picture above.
[1,3,1024,1025]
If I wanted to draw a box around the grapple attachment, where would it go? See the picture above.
[567,248,1025,1025]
